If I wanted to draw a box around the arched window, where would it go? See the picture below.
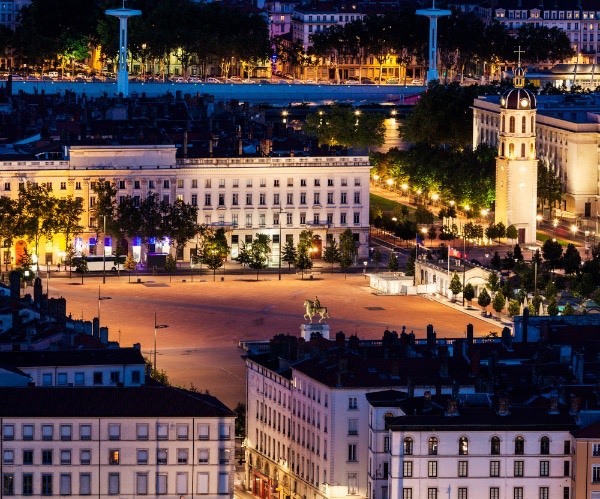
[540,436,550,455]
[509,116,515,133]
[502,115,505,132]
[515,436,525,455]
[428,437,438,455]
[522,116,526,133]
[404,437,413,455]
[459,436,469,455]
[531,116,534,133]
[521,143,526,157]
[530,143,534,156]
[500,142,505,157]
[491,436,500,455]
[508,143,515,157]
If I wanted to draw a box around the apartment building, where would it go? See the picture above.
[0,385,236,497]
[0,146,371,268]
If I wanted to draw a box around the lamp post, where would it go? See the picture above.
[553,218,559,240]
[98,285,111,329]
[102,215,107,284]
[461,232,467,306]
[278,207,287,281]
[153,312,169,371]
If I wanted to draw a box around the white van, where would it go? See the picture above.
[47,71,59,79]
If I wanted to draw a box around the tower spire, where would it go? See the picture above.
[513,46,526,88]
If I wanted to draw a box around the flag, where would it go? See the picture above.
[448,246,461,258]
[416,234,426,249]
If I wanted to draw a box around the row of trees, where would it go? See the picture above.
[6,0,270,78]
[282,10,573,83]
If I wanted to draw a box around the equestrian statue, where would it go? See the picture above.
[303,296,329,323]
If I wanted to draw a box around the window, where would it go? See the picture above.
[198,449,209,464]
[60,425,72,441]
[564,460,570,476]
[490,460,500,477]
[327,192,334,204]
[300,179,307,187]
[136,473,148,495]
[93,372,102,385]
[23,450,33,465]
[314,192,320,205]
[218,472,229,494]
[75,182,81,190]
[157,423,168,440]
[148,180,155,189]
[108,424,120,440]
[219,448,230,464]
[458,460,468,477]
[22,425,33,441]
[246,193,253,205]
[60,450,71,465]
[491,436,500,454]
[404,437,413,455]
[490,488,499,499]
[428,460,438,477]
[59,474,71,495]
[564,487,570,498]
[232,193,238,205]
[564,440,571,454]
[109,450,120,465]
[428,437,438,455]
[428,489,438,499]
[108,473,119,495]
[514,460,524,477]
[539,487,549,499]
[349,397,357,409]
[131,370,141,383]
[3,450,14,465]
[341,192,347,204]
[219,424,230,440]
[403,461,413,477]
[348,419,358,435]
[79,425,91,441]
[137,424,149,440]
[22,474,33,496]
[42,450,53,465]
[41,474,53,496]
[42,425,53,440]
[354,192,360,204]
[205,194,211,206]
[514,436,524,454]
[459,436,469,455]
[403,489,413,499]
[156,473,167,495]
[3,473,14,495]
[540,460,549,476]
[540,436,550,454]
[300,192,306,204]
[74,373,84,386]
[157,449,167,465]
[79,473,91,495]
[273,179,280,187]
[514,487,523,499]
[197,472,209,494]
[177,424,189,440]
[80,450,91,465]
[384,436,390,452]
[178,449,189,464]
[348,443,357,462]
[458,488,468,499]
[2,424,14,440]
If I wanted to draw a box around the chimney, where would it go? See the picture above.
[423,390,432,412]
[453,339,463,358]
[470,349,480,376]
[569,394,580,415]
[93,317,100,338]
[497,397,510,416]
[501,326,512,348]
[426,324,436,349]
[445,399,459,416]
[466,323,474,348]
[183,129,188,158]
[549,396,559,415]
[336,331,345,348]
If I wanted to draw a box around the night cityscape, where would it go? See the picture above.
[1,0,600,498]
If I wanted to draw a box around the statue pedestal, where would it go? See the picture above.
[301,323,330,341]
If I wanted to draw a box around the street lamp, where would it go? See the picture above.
[386,178,394,191]
[401,183,408,197]
[153,312,169,371]
[277,207,288,281]
[553,218,559,240]
[102,215,107,284]
[98,285,111,329]
[570,224,578,241]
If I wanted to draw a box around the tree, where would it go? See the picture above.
[295,250,313,279]
[372,248,382,268]
[236,243,252,268]
[0,196,17,248]
[14,183,58,272]
[449,272,462,302]
[508,299,521,317]
[562,243,581,275]
[477,288,491,312]
[490,251,502,270]
[248,234,271,281]
[124,255,136,283]
[463,283,475,304]
[281,240,297,274]
[513,244,524,262]
[323,239,341,272]
[202,228,229,281]
[537,160,563,213]
[506,225,518,242]
[54,196,84,258]
[547,297,559,316]
[164,199,200,261]
[516,24,575,64]
[426,226,437,247]
[562,302,576,315]
[339,229,357,276]
[487,271,501,293]
[492,290,505,315]
[542,239,563,270]
[388,251,399,272]
[415,205,434,224]
[165,254,177,282]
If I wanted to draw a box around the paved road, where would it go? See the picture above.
[47,272,502,409]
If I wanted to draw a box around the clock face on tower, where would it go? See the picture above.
[520,98,529,108]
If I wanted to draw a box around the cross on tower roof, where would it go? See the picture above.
[515,46,525,67]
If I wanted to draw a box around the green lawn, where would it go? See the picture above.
[537,232,572,246]
[370,194,415,215]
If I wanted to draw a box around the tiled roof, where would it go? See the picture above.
[0,386,235,418]
[0,348,145,367]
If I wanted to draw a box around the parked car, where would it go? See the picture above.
[187,77,202,83]
[386,77,399,84]
[206,77,221,83]
[360,77,375,84]
[411,78,424,85]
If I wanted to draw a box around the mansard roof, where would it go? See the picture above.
[0,347,145,368]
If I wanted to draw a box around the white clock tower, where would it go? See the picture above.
[495,59,538,245]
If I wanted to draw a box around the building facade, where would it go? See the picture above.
[0,386,236,498]
[0,147,371,268]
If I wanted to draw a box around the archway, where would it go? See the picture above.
[15,240,27,266]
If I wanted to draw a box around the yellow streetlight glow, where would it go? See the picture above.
[449,200,455,206]
[401,183,408,191]
[571,224,578,234]
[553,219,559,227]
[431,193,439,201]
[373,174,379,181]
[464,205,470,212]
[481,209,488,217]
[386,178,393,186]
[536,214,543,222]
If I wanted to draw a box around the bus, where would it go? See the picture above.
[71,255,125,273]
